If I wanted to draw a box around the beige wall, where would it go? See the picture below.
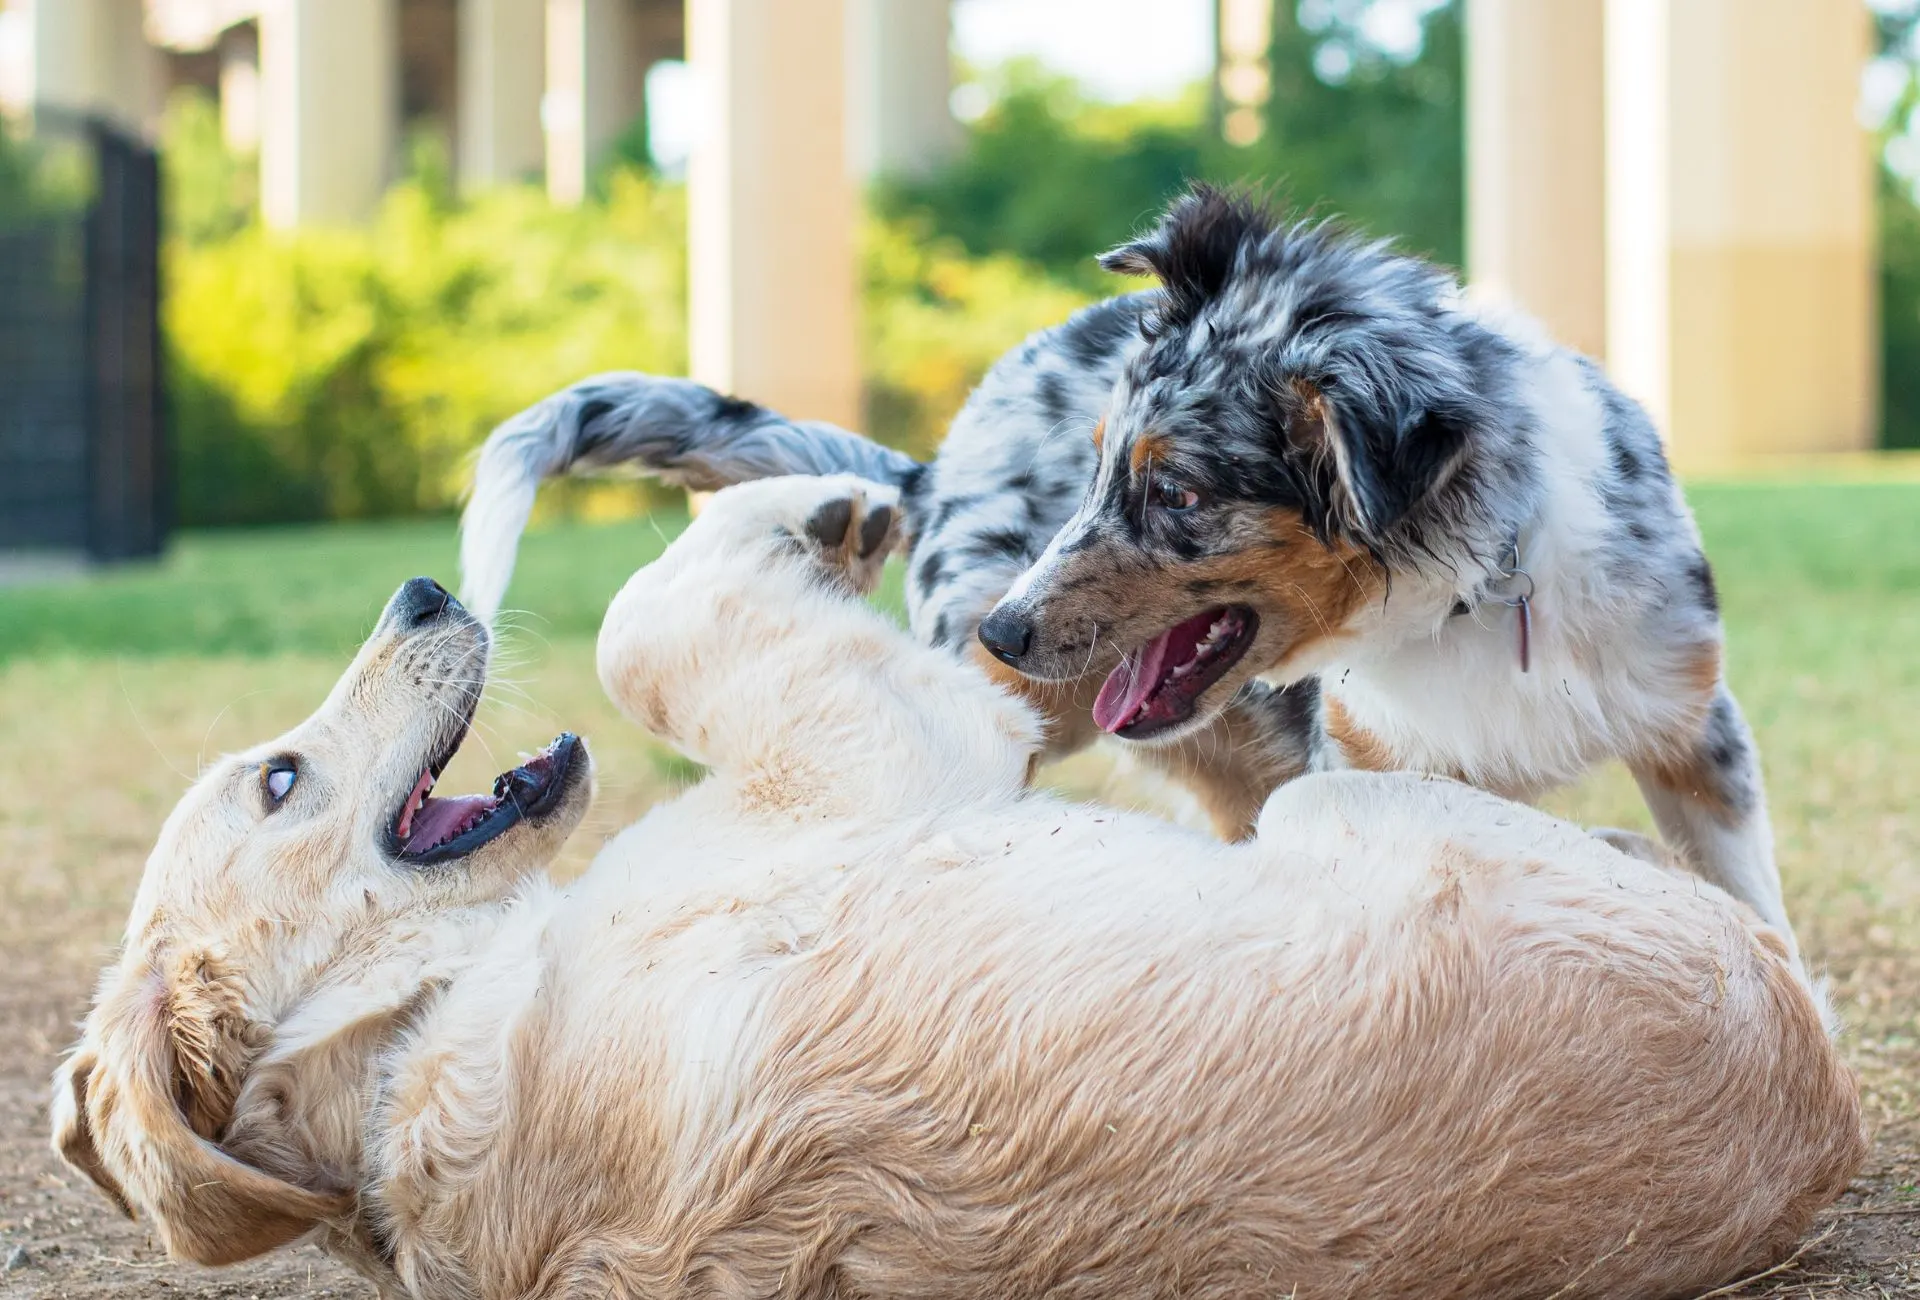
[544,0,640,204]
[1466,0,1607,360]
[1472,0,1876,464]
[688,0,860,428]
[1605,0,1875,465]
[14,0,160,134]
[847,0,958,179]
[258,0,397,227]
[459,0,545,189]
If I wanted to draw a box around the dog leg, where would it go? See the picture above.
[1135,680,1319,840]
[1627,684,1799,962]
[598,476,1043,818]
[1588,827,1687,873]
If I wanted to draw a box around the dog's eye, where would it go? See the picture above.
[1152,479,1200,512]
[263,763,297,803]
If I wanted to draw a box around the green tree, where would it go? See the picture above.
[1867,1,1920,449]
[1247,0,1462,266]
[881,2,1464,285]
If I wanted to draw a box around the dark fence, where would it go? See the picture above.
[0,113,167,561]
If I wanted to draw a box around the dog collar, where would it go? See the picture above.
[1450,532,1535,672]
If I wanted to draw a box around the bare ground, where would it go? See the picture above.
[1,647,1915,1298]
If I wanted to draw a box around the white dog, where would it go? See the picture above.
[55,475,1862,1299]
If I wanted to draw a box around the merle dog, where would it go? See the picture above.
[458,186,1798,969]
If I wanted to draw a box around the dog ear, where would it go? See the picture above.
[50,1046,134,1217]
[1283,367,1479,544]
[1099,185,1275,326]
[58,948,352,1266]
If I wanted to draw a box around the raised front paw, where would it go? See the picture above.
[693,474,901,596]
[791,480,900,594]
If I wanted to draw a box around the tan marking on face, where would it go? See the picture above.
[1176,509,1384,668]
[1322,696,1401,772]
[1004,506,1383,754]
[1090,417,1105,453]
[1129,432,1172,477]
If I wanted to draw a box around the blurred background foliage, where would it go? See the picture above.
[118,0,1920,526]
[881,3,1463,286]
[1869,0,1920,451]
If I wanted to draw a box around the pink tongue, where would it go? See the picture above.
[405,795,494,850]
[1092,627,1175,732]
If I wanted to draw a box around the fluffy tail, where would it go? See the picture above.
[459,372,922,622]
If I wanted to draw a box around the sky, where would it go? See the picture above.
[949,0,1214,102]
[647,0,1216,174]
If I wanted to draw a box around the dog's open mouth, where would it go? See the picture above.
[389,729,582,865]
[1092,606,1258,739]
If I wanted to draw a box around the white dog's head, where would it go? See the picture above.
[50,578,591,1264]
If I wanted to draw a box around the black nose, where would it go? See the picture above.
[977,605,1033,664]
[393,576,459,628]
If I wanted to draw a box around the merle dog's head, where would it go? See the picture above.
[978,186,1508,744]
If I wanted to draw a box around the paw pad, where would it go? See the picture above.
[805,499,855,549]
[858,505,895,560]
[749,477,901,596]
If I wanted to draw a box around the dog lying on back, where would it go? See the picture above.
[57,475,1861,1299]
[459,186,1800,971]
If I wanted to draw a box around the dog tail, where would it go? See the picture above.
[459,371,923,622]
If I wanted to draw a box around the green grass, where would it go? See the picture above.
[2,479,1914,1294]
[1,482,1914,661]
[0,506,923,661]
[0,511,689,660]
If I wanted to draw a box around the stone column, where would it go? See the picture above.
[688,0,860,428]
[1216,0,1271,146]
[1605,0,1875,463]
[18,0,159,135]
[847,0,958,179]
[458,0,546,190]
[219,22,261,154]
[1465,0,1606,360]
[543,0,639,204]
[258,0,398,227]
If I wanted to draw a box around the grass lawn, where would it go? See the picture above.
[0,510,690,660]
[0,479,1916,1296]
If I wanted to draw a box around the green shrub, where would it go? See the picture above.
[880,4,1465,286]
[159,90,255,244]
[159,77,1096,524]
[1882,177,1920,451]
[168,172,689,524]
[876,65,1212,292]
[861,211,1097,455]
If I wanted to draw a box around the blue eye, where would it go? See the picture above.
[1153,479,1200,511]
[264,764,297,802]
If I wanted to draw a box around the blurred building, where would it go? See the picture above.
[1469,0,1875,463]
[0,0,1884,463]
[0,0,957,431]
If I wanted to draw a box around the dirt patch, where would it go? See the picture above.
[2,649,1915,1297]
[0,946,367,1299]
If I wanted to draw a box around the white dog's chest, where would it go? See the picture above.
[1316,602,1663,798]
